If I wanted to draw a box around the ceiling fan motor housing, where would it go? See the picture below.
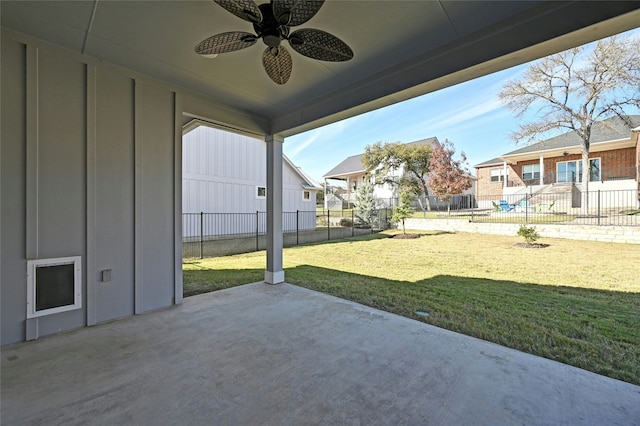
[254,3,287,48]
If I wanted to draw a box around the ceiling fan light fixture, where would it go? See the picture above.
[263,34,281,48]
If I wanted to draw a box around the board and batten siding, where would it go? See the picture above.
[1,31,182,345]
[182,126,317,220]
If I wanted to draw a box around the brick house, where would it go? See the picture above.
[475,115,640,209]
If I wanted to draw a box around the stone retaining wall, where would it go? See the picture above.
[404,218,640,244]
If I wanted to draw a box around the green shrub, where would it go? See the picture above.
[339,218,353,227]
[517,225,540,244]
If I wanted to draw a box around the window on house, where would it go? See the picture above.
[522,164,540,181]
[256,186,266,198]
[556,159,600,182]
[589,159,601,181]
[490,168,507,182]
[303,191,311,201]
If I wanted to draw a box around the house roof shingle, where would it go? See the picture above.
[323,153,365,179]
[323,137,440,178]
[475,115,640,168]
[474,157,504,167]
[502,115,640,156]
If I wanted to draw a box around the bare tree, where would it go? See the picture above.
[499,34,640,207]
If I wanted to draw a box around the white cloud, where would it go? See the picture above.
[287,132,321,158]
[285,118,354,159]
[401,89,506,140]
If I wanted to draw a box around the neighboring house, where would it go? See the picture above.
[323,137,475,209]
[475,115,640,209]
[183,122,321,236]
[323,152,369,208]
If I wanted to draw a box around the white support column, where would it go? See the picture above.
[265,134,285,284]
[503,161,508,190]
[323,178,328,209]
[346,175,351,205]
[539,155,544,185]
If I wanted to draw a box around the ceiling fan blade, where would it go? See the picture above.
[195,31,257,55]
[262,46,293,85]
[288,29,353,62]
[214,0,262,23]
[272,0,324,26]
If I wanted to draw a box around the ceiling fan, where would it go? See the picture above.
[195,0,353,85]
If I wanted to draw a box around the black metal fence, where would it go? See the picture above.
[183,210,392,259]
[435,188,639,226]
[183,189,638,258]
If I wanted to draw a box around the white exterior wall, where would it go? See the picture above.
[586,180,639,209]
[586,179,637,192]
[373,181,397,200]
[183,127,268,213]
[182,126,317,236]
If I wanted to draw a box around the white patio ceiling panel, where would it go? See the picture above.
[2,1,639,137]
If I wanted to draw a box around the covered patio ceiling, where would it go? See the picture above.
[2,1,640,137]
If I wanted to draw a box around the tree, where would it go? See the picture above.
[427,139,472,212]
[354,177,377,227]
[517,225,540,245]
[362,141,433,212]
[316,186,325,206]
[392,189,415,235]
[499,34,640,208]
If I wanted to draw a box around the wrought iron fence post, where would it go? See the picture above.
[256,211,259,251]
[352,210,354,237]
[296,210,299,246]
[199,211,203,259]
[597,191,601,226]
[327,209,330,241]
[525,193,529,225]
[470,194,474,222]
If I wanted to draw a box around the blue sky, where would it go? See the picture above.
[283,28,640,183]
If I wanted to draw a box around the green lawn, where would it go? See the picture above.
[183,230,640,385]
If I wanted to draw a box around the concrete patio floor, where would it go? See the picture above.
[2,282,639,425]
